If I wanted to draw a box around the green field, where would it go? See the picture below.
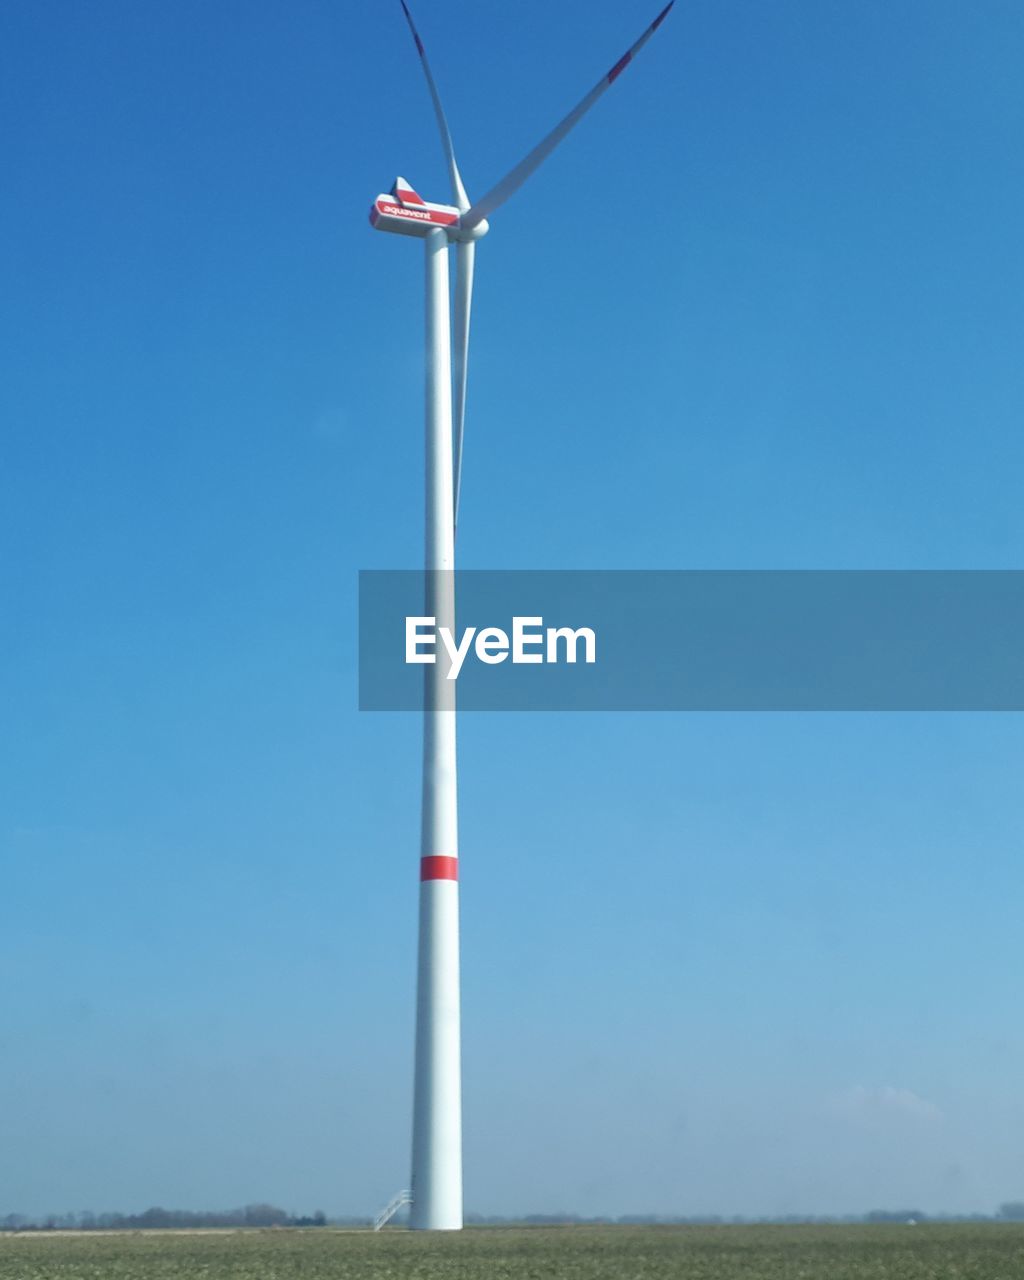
[4,1223,1024,1279]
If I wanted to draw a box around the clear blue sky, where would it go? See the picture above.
[2,0,1024,1220]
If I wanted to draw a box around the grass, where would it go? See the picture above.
[3,1222,1024,1278]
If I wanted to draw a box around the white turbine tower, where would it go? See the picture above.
[370,0,675,1231]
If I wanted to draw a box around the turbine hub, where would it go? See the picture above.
[451,217,489,243]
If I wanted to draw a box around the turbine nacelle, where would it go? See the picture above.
[369,177,489,242]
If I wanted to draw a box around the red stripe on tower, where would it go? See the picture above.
[608,51,632,83]
[421,856,458,881]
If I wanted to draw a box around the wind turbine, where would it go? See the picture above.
[370,0,675,1231]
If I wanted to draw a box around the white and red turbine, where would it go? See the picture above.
[371,0,674,1232]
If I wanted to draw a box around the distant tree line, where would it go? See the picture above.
[7,1203,1024,1232]
[0,1205,349,1232]
[461,1205,1024,1227]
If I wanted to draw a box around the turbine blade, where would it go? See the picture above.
[461,1,674,230]
[398,0,470,211]
[452,239,475,533]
